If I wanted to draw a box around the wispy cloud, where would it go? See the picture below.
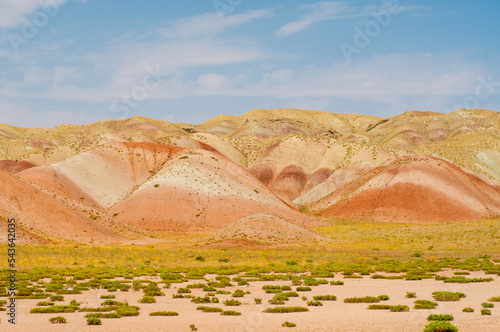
[0,0,74,28]
[276,1,354,37]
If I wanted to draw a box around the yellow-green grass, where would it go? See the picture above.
[2,217,499,270]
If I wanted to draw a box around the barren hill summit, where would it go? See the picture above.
[1,108,500,244]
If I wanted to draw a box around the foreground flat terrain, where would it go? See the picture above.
[3,270,499,332]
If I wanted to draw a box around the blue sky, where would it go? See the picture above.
[0,0,499,127]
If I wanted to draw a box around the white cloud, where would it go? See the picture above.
[276,1,354,37]
[0,0,68,28]
[197,73,229,89]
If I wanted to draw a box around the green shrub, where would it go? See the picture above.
[216,290,231,295]
[86,317,102,325]
[462,307,474,313]
[427,314,454,321]
[221,310,241,316]
[313,295,336,301]
[85,313,121,319]
[36,301,55,306]
[49,295,64,302]
[223,299,241,306]
[177,288,191,293]
[344,296,380,303]
[149,311,179,316]
[116,305,139,316]
[191,296,211,304]
[281,286,292,291]
[307,301,323,306]
[100,295,116,299]
[432,292,466,301]
[488,296,500,302]
[196,306,223,313]
[390,305,409,312]
[423,321,458,332]
[190,324,197,331]
[296,287,311,292]
[481,309,491,315]
[330,281,344,285]
[211,297,219,303]
[414,300,438,309]
[30,305,77,313]
[377,295,390,301]
[49,316,66,324]
[406,292,416,298]
[232,289,245,297]
[138,296,156,303]
[254,298,262,304]
[482,302,494,308]
[282,321,296,327]
[263,307,309,313]
[368,304,392,310]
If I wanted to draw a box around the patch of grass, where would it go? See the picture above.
[414,300,438,309]
[263,307,309,313]
[481,309,491,315]
[138,296,156,303]
[432,292,466,302]
[100,295,116,299]
[367,304,392,310]
[427,314,454,321]
[282,321,296,327]
[254,298,262,304]
[85,313,122,319]
[406,292,416,298]
[30,305,77,313]
[296,287,312,292]
[306,301,323,306]
[344,296,382,303]
[313,295,336,301]
[196,306,223,313]
[49,316,66,324]
[223,299,241,306]
[221,310,241,316]
[389,305,409,312]
[36,301,55,306]
[482,302,494,308]
[488,296,500,302]
[462,307,474,313]
[87,317,102,325]
[330,281,344,285]
[149,311,179,316]
[423,321,458,332]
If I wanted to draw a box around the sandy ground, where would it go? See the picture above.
[3,271,499,332]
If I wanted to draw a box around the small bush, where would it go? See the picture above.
[138,296,156,303]
[221,310,241,316]
[149,311,179,316]
[49,295,64,302]
[482,302,494,308]
[432,292,466,302]
[462,307,474,313]
[481,309,491,315]
[307,301,323,306]
[427,314,454,321]
[414,300,438,309]
[368,304,392,310]
[423,321,458,332]
[37,301,55,306]
[344,296,380,303]
[116,305,139,317]
[49,316,66,324]
[254,298,262,304]
[390,305,409,312]
[87,317,102,325]
[296,287,311,292]
[377,295,390,301]
[263,307,309,313]
[313,295,336,301]
[191,296,211,304]
[282,321,296,327]
[30,306,77,313]
[85,313,121,319]
[406,292,416,298]
[190,324,197,331]
[196,306,223,313]
[100,295,116,299]
[223,299,241,306]
[330,281,344,286]
[488,296,500,302]
[232,289,245,297]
